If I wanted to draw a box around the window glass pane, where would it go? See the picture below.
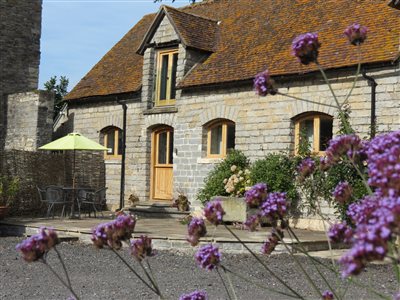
[159,55,169,100]
[158,131,167,164]
[106,131,115,154]
[227,124,235,151]
[210,125,223,155]
[169,132,174,164]
[319,118,333,151]
[300,119,314,151]
[118,129,123,155]
[170,53,178,100]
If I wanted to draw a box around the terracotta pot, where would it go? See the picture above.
[0,206,10,220]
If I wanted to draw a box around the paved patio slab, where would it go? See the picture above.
[0,215,345,254]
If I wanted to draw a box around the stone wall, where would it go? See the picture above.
[4,91,54,151]
[0,149,105,215]
[173,63,400,206]
[68,13,399,212]
[0,0,42,149]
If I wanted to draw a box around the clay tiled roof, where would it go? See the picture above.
[137,6,218,54]
[65,14,155,100]
[66,0,400,101]
[163,6,218,53]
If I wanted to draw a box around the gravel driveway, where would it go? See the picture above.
[1,237,398,300]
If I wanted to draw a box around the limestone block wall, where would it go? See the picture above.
[4,91,54,151]
[68,94,155,209]
[174,64,400,206]
[151,15,179,44]
[0,0,42,149]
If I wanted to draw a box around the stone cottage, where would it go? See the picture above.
[63,0,400,211]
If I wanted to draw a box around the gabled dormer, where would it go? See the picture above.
[138,6,219,110]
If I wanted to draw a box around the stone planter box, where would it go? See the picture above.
[212,196,256,223]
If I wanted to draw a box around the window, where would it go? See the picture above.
[155,49,178,106]
[102,127,123,159]
[207,120,235,158]
[294,113,333,155]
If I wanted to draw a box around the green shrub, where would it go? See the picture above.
[250,153,299,211]
[196,150,250,205]
[297,157,368,222]
[323,161,368,222]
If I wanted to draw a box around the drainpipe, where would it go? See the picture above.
[117,100,128,210]
[362,69,378,138]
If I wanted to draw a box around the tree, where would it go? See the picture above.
[44,76,69,119]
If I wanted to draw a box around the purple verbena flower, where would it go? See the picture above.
[16,227,60,262]
[204,200,225,226]
[260,192,288,222]
[367,131,400,196]
[254,70,277,96]
[297,158,315,182]
[393,292,400,300]
[291,32,321,65]
[339,223,389,277]
[328,222,353,244]
[195,244,221,271]
[333,181,352,204]
[244,214,261,232]
[325,134,364,166]
[91,214,136,250]
[245,183,268,208]
[179,290,208,300]
[130,235,154,261]
[322,290,334,300]
[261,227,283,255]
[187,218,207,246]
[344,23,368,45]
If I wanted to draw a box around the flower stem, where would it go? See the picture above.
[110,248,157,294]
[54,246,72,289]
[223,223,304,299]
[315,201,335,267]
[216,267,233,300]
[316,62,352,135]
[42,261,80,300]
[222,266,238,300]
[139,260,163,299]
[286,226,341,300]
[342,46,362,105]
[276,229,323,298]
[348,159,373,194]
[277,91,337,109]
[287,227,390,300]
[221,265,300,299]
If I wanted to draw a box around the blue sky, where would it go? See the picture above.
[39,0,186,91]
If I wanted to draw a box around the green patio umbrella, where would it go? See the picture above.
[39,132,108,187]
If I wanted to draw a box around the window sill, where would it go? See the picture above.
[144,106,178,115]
[104,159,122,165]
[197,157,223,164]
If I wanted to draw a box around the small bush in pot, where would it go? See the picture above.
[0,176,20,219]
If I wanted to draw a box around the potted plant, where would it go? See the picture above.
[0,176,19,219]
[173,190,190,212]
[216,165,253,222]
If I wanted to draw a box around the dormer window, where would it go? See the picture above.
[155,49,178,106]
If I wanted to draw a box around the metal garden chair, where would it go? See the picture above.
[77,187,107,218]
[37,186,70,218]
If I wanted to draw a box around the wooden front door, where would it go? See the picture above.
[151,127,173,200]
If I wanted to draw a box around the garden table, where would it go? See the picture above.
[63,187,94,218]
